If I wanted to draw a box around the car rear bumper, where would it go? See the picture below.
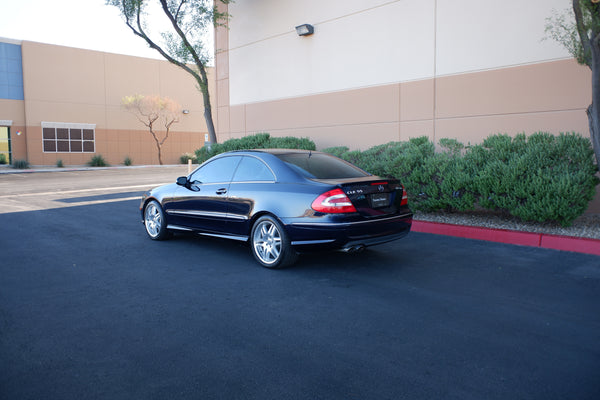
[283,212,413,252]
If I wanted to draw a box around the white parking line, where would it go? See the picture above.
[63,196,142,207]
[0,183,170,199]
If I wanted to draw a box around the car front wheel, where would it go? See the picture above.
[144,200,170,240]
[251,215,298,268]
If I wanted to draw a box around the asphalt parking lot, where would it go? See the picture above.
[1,167,599,400]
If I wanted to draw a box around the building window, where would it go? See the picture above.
[0,42,24,101]
[42,122,96,153]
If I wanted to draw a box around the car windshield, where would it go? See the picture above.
[276,152,370,179]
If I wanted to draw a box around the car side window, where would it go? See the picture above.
[191,156,241,184]
[232,156,275,182]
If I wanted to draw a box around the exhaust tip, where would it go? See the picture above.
[341,245,366,254]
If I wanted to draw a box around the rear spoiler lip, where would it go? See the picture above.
[311,176,400,186]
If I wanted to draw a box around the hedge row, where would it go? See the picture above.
[193,132,598,226]
[195,133,316,163]
[324,132,599,227]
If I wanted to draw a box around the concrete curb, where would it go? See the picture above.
[412,220,600,256]
[0,164,187,174]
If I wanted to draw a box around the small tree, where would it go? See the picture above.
[123,94,181,165]
[106,0,231,146]
[546,0,600,166]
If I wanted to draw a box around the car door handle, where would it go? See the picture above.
[216,188,227,195]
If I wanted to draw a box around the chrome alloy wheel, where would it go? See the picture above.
[252,220,282,266]
[144,201,163,238]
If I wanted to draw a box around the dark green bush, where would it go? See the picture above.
[124,156,133,166]
[12,159,29,169]
[405,151,477,212]
[269,136,316,150]
[321,146,349,159]
[471,132,599,226]
[88,154,108,167]
[195,133,316,163]
[323,132,599,226]
[179,153,196,164]
[0,154,7,164]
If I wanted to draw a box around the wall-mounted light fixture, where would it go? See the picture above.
[182,109,190,114]
[295,24,314,36]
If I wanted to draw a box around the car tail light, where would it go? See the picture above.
[312,188,357,213]
[401,185,408,206]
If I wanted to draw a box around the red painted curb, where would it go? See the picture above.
[411,220,600,256]
[540,234,600,256]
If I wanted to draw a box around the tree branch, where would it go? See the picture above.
[159,0,208,86]
[574,0,593,67]
[119,1,204,85]
[175,0,187,21]
[110,0,228,145]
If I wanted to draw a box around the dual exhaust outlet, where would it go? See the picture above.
[340,244,366,254]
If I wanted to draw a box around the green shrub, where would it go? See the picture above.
[88,154,108,167]
[195,133,316,163]
[438,138,466,156]
[12,159,30,169]
[269,136,316,150]
[321,146,350,158]
[56,159,64,168]
[0,154,6,165]
[180,153,196,164]
[325,132,599,226]
[405,151,477,212]
[124,156,133,166]
[471,132,599,226]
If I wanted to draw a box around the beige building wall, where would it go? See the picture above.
[217,0,589,149]
[0,99,26,160]
[7,40,213,166]
[215,0,598,211]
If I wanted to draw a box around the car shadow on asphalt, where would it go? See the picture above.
[168,230,410,274]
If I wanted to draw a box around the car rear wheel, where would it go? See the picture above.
[251,215,298,268]
[144,200,171,240]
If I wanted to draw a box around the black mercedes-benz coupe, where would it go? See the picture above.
[140,149,413,268]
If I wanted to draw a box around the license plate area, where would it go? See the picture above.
[369,193,391,208]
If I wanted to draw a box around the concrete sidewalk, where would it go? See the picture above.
[0,164,192,174]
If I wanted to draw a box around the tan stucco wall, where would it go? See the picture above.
[219,60,590,151]
[0,100,26,160]
[0,99,25,125]
[9,40,214,166]
[215,0,598,212]
[216,1,591,148]
[24,126,202,166]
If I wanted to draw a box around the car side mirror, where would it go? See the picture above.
[176,176,188,186]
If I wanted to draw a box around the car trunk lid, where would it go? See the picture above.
[313,177,408,217]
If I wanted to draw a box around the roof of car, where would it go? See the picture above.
[229,149,321,155]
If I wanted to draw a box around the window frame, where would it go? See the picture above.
[231,156,276,183]
[41,122,96,154]
[190,155,242,184]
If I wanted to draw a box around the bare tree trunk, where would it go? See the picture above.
[157,143,163,165]
[588,106,600,167]
[590,38,600,167]
[573,0,600,167]
[197,64,217,145]
[149,129,163,165]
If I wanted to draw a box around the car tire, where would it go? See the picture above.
[251,215,298,269]
[143,200,171,240]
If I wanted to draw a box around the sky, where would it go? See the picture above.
[0,0,212,60]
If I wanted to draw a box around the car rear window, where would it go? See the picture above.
[276,153,370,179]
